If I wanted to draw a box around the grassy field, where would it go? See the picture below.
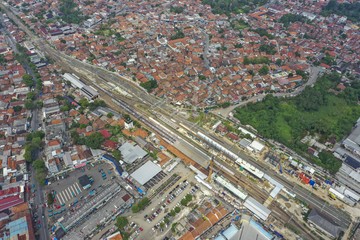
[234,73,360,174]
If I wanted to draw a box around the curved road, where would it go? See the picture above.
[214,66,322,117]
[1,2,351,233]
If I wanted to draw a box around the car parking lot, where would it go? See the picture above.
[146,180,190,222]
[151,184,201,234]
[129,166,200,239]
[45,161,117,223]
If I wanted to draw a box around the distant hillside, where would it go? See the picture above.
[322,0,360,22]
[202,0,268,15]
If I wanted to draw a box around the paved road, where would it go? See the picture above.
[214,66,322,117]
[1,3,351,233]
[0,11,49,240]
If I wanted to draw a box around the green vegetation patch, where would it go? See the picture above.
[131,197,150,213]
[322,0,360,22]
[230,19,249,31]
[279,14,307,27]
[259,44,277,55]
[170,6,185,14]
[170,29,185,40]
[252,28,274,39]
[234,73,360,174]
[202,0,268,15]
[140,80,158,92]
[59,0,86,24]
[243,56,270,65]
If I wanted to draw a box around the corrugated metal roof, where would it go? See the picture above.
[119,142,147,164]
[213,174,248,200]
[244,197,271,221]
[222,224,238,239]
[130,161,161,185]
[8,217,28,238]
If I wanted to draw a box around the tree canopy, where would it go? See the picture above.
[22,74,34,87]
[258,65,269,75]
[84,132,105,149]
[140,80,158,92]
[322,0,360,22]
[259,44,276,55]
[201,0,268,15]
[33,159,47,185]
[112,150,122,160]
[59,0,86,24]
[279,14,307,27]
[115,216,128,230]
[234,73,360,174]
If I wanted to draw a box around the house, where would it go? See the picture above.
[47,139,61,152]
[216,124,228,135]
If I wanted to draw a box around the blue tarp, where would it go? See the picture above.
[309,179,315,186]
[102,154,123,176]
[137,187,144,194]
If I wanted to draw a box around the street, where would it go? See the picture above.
[0,3,352,238]
[214,66,322,117]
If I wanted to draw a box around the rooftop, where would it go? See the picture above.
[118,142,147,164]
[130,161,162,185]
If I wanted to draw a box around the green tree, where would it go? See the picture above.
[259,44,276,55]
[140,80,158,92]
[112,150,122,160]
[175,206,181,213]
[160,222,165,229]
[275,59,282,66]
[170,29,185,40]
[322,0,360,22]
[59,0,86,24]
[279,13,306,27]
[31,137,42,149]
[115,216,128,230]
[84,132,105,149]
[22,74,33,87]
[13,106,23,112]
[33,159,46,169]
[107,112,114,118]
[27,92,36,100]
[32,159,47,185]
[258,65,269,75]
[170,6,184,14]
[79,98,89,108]
[47,192,54,205]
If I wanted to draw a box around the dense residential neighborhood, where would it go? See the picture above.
[0,0,359,240]
[5,0,359,107]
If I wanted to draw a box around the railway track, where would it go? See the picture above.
[213,164,268,203]
[269,201,317,240]
[1,3,352,231]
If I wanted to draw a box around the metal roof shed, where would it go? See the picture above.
[244,197,271,221]
[130,161,162,185]
[119,142,147,164]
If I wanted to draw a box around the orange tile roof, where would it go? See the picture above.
[10,202,29,213]
[122,129,131,136]
[48,140,60,147]
[179,231,195,240]
[50,119,62,125]
[107,232,123,240]
[132,128,149,138]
